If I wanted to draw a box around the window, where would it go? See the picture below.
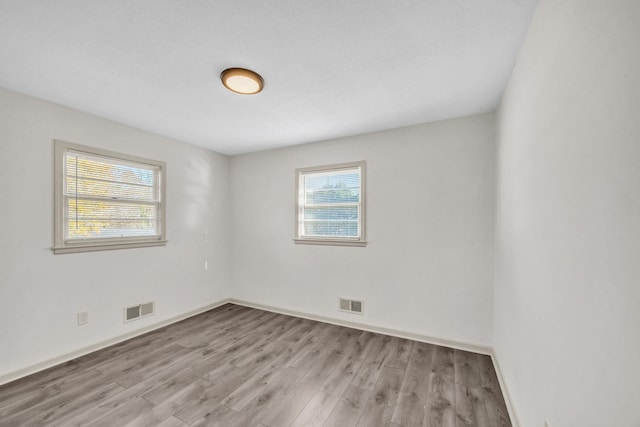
[53,140,166,254]
[294,161,366,246]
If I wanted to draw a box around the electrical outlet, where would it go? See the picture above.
[77,311,88,325]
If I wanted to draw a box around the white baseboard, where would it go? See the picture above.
[0,298,230,387]
[490,350,521,427]
[230,298,493,355]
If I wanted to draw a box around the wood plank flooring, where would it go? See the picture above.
[0,304,511,426]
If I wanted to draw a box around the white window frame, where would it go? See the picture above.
[53,140,167,254]
[294,161,366,247]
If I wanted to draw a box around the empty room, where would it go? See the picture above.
[0,1,638,426]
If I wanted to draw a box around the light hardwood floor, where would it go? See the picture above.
[0,304,511,426]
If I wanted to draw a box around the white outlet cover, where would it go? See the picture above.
[77,311,88,325]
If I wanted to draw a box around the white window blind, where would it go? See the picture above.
[295,162,366,246]
[54,140,166,254]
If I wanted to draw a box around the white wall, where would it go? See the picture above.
[0,88,231,380]
[494,1,640,426]
[230,114,495,347]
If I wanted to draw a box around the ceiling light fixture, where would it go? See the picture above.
[220,68,264,95]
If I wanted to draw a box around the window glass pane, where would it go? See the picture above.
[303,220,359,237]
[304,172,360,191]
[303,206,359,221]
[66,177,157,201]
[305,187,360,204]
[66,220,158,239]
[66,198,158,240]
[67,199,158,220]
[304,170,360,205]
[66,153,157,186]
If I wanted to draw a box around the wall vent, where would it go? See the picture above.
[124,301,154,323]
[339,297,364,315]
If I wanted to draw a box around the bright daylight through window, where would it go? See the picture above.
[53,140,166,254]
[295,161,366,246]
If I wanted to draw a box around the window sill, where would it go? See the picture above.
[52,240,167,254]
[293,238,367,247]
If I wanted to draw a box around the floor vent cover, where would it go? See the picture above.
[339,297,364,315]
[124,301,155,322]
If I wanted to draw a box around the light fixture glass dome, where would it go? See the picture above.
[220,68,264,95]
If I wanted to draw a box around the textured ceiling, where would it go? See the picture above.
[0,1,538,155]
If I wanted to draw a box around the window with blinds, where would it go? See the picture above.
[295,161,367,247]
[53,140,166,254]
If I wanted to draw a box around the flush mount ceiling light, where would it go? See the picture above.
[220,68,264,95]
